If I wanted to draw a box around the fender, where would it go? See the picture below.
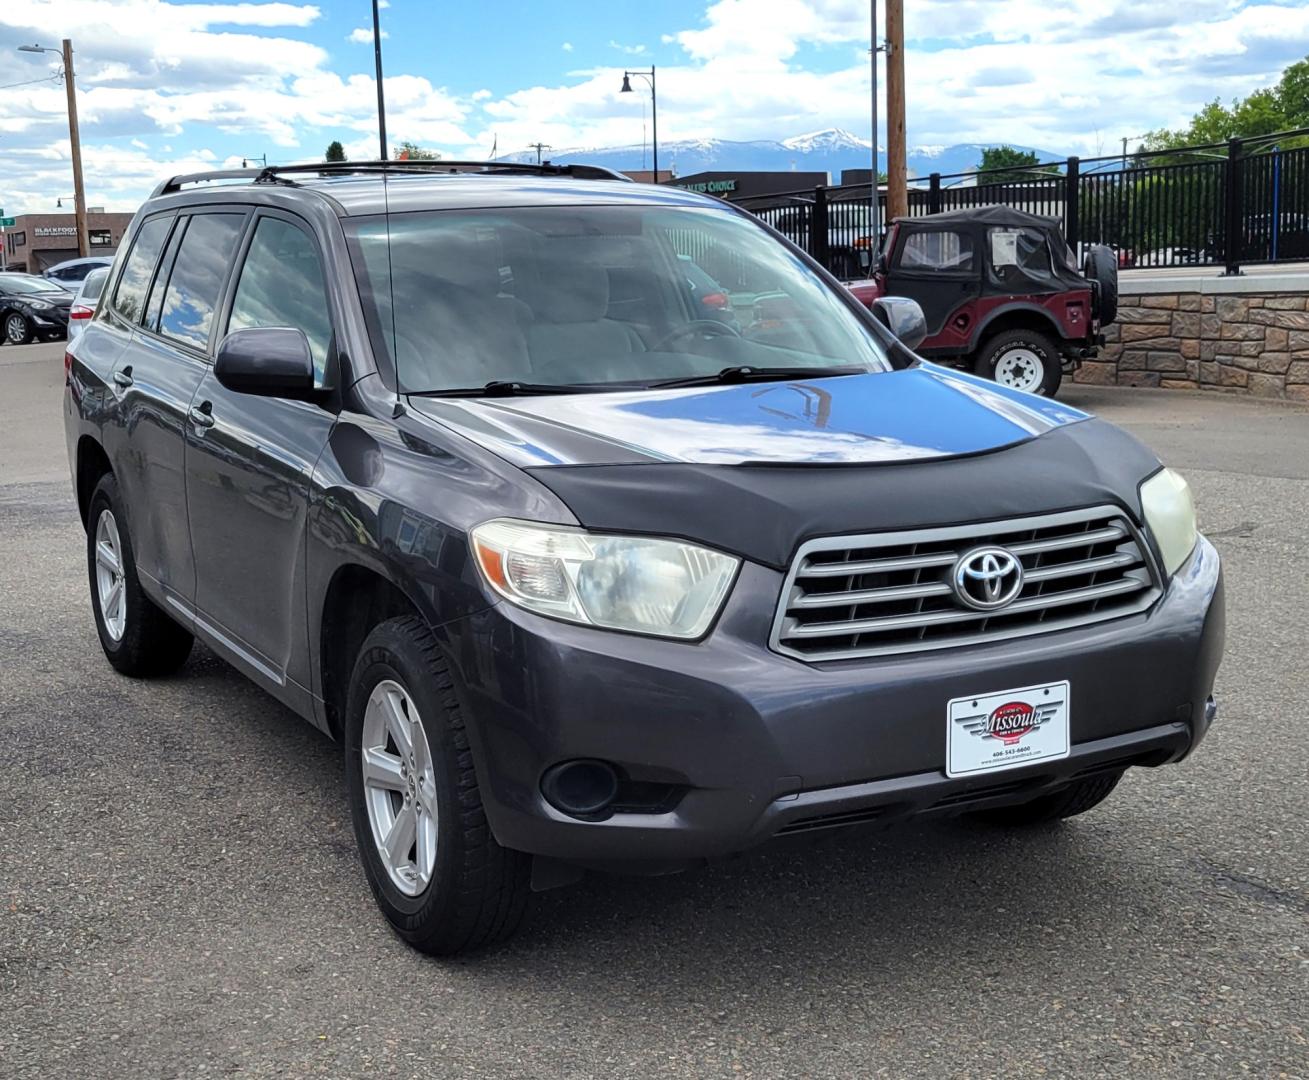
[968,299,1067,353]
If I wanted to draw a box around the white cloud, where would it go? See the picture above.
[608,40,647,56]
[468,0,1309,161]
[347,26,387,43]
[562,41,574,52]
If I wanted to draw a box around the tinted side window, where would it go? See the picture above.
[159,213,244,350]
[112,216,172,323]
[898,230,974,272]
[227,217,332,383]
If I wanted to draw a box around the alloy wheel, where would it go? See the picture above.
[361,678,438,896]
[94,509,127,641]
[994,347,1045,393]
[5,314,27,344]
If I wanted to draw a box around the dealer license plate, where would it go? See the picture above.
[946,681,1070,778]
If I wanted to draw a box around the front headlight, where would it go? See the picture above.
[1139,467,1198,576]
[28,300,52,311]
[470,519,739,639]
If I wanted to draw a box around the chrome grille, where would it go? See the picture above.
[771,507,1161,661]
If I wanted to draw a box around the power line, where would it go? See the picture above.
[0,74,63,91]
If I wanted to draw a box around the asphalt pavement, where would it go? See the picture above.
[2,340,1306,1079]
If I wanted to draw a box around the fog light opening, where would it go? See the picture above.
[541,760,620,818]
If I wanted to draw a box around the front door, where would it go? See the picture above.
[185,212,338,685]
[884,227,980,341]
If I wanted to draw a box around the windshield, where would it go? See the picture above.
[0,273,68,295]
[346,204,890,394]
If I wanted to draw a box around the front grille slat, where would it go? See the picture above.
[771,507,1162,661]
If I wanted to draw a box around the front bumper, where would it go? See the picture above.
[32,309,70,337]
[444,537,1224,866]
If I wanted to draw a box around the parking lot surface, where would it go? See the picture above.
[2,340,1306,1079]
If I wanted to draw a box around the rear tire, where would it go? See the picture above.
[344,616,531,956]
[974,328,1063,397]
[86,474,195,677]
[972,771,1122,826]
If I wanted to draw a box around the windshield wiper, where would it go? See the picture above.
[412,380,636,398]
[647,365,867,389]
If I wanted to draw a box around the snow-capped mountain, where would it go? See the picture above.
[497,128,1064,182]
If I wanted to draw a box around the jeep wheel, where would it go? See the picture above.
[87,474,195,676]
[974,329,1063,397]
[1083,244,1119,325]
[344,616,532,955]
[4,312,33,346]
[971,771,1122,826]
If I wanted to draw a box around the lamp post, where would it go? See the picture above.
[620,66,658,183]
[19,40,88,258]
[372,0,388,160]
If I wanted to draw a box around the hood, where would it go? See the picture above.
[19,290,72,307]
[405,363,1089,468]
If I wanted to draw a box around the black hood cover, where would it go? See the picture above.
[526,418,1162,571]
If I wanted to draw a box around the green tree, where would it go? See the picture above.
[394,140,440,161]
[325,140,347,162]
[977,146,1059,183]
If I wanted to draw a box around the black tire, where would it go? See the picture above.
[86,474,195,677]
[344,616,531,956]
[973,328,1063,397]
[1082,244,1118,325]
[972,771,1122,826]
[3,311,33,346]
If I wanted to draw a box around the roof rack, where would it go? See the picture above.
[253,160,633,183]
[149,159,633,201]
[151,168,262,197]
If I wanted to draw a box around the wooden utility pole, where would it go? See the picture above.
[884,0,907,222]
[62,38,88,258]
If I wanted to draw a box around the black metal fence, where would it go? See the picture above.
[732,128,1309,276]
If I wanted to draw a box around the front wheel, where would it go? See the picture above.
[344,616,531,955]
[4,312,33,346]
[974,329,1063,397]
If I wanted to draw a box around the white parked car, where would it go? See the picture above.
[67,266,109,342]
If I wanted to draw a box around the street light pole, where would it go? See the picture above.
[19,39,88,258]
[621,67,658,183]
[372,0,388,160]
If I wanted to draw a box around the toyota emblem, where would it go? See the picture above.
[951,546,1024,611]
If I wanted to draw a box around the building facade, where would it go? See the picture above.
[2,211,135,274]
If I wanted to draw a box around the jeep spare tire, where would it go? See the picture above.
[1083,244,1118,325]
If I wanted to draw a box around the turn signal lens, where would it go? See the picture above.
[470,519,739,639]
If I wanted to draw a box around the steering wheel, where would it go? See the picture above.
[649,319,741,353]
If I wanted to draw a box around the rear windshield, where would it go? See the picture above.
[345,204,889,394]
[80,267,109,302]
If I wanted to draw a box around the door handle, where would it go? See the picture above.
[188,402,215,430]
[112,366,133,387]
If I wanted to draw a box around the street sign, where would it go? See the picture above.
[0,218,14,227]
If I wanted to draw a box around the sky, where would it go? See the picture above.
[1,0,1308,214]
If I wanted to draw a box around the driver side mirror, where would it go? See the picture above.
[215,327,318,400]
[870,296,927,351]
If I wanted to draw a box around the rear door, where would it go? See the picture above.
[185,210,338,689]
[884,227,979,341]
[95,211,214,605]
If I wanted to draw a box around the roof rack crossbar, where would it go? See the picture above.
[150,168,263,198]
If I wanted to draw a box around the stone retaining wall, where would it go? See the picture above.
[1074,289,1309,401]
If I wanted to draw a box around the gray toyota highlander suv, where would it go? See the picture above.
[64,161,1224,955]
